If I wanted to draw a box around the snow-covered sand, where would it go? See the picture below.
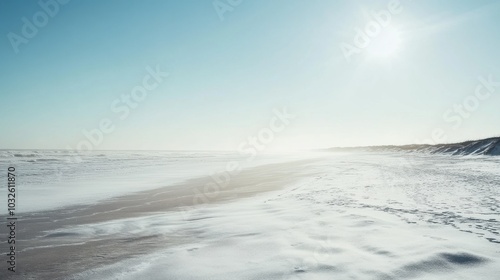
[0,150,319,213]
[2,152,499,279]
[71,153,500,280]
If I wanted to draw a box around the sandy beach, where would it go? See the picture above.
[2,152,499,280]
[1,159,318,280]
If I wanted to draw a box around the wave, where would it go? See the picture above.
[13,153,38,157]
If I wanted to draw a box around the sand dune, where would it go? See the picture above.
[328,136,500,156]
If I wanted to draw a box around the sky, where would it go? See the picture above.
[1,0,500,151]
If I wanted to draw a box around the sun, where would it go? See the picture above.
[366,27,402,58]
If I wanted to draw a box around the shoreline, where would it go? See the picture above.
[1,159,320,280]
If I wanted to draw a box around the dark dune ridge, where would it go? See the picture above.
[328,137,500,156]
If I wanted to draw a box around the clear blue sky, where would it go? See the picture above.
[1,0,499,150]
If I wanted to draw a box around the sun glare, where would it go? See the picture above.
[366,27,402,58]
